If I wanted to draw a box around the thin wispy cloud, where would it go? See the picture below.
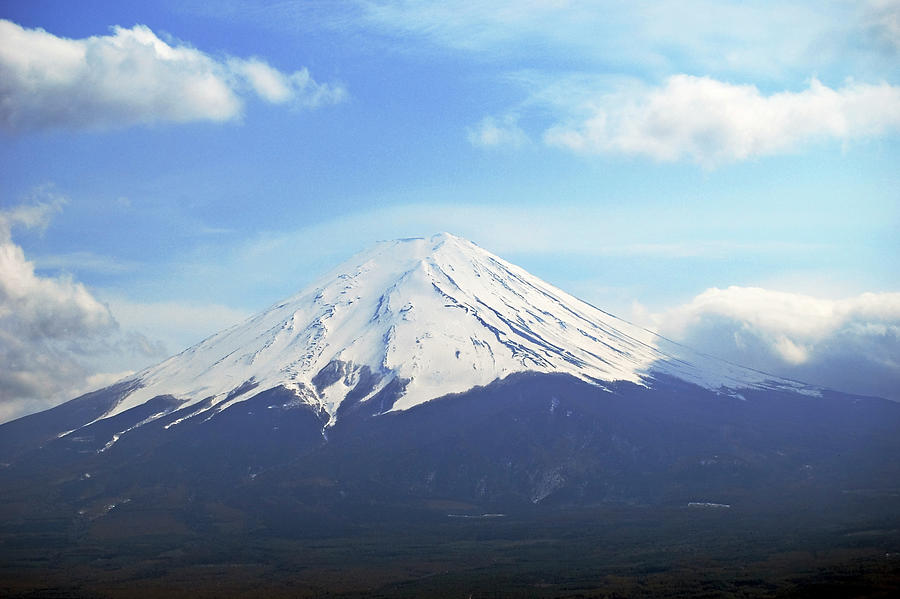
[358,0,868,79]
[0,19,346,133]
[162,201,829,304]
[34,251,139,275]
[181,1,892,81]
[467,115,529,148]
[864,0,900,52]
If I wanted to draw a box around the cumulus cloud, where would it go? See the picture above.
[0,193,116,340]
[540,75,900,166]
[0,19,346,133]
[0,195,171,423]
[649,287,900,400]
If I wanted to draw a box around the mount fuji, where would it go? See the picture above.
[1,233,898,515]
[3,232,900,596]
[10,233,813,438]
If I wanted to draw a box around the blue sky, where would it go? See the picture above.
[1,1,898,420]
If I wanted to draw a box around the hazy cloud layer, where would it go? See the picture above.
[0,196,168,423]
[101,297,249,360]
[33,251,138,275]
[649,287,900,400]
[359,1,845,77]
[865,0,900,51]
[0,19,346,133]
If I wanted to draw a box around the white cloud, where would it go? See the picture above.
[0,19,345,133]
[0,196,121,420]
[228,58,347,107]
[540,75,900,166]
[0,194,114,341]
[0,195,175,422]
[648,287,900,400]
[0,242,115,340]
[229,58,294,103]
[0,204,250,422]
[0,193,66,234]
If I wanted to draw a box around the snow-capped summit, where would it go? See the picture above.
[98,232,812,428]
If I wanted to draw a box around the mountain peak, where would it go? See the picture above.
[94,234,814,429]
[383,232,465,244]
[371,232,470,251]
